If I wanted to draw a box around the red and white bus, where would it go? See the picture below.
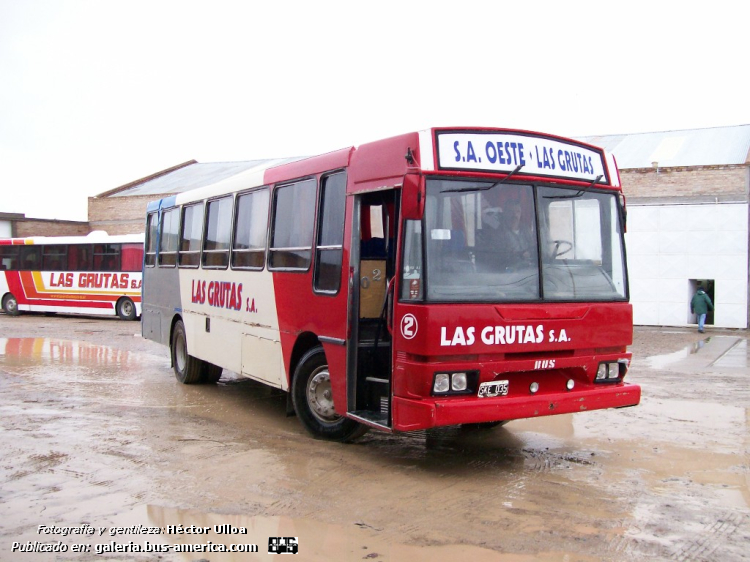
[142,127,640,441]
[0,232,144,320]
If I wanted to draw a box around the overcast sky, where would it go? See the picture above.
[1,0,748,222]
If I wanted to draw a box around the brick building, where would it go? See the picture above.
[579,124,750,329]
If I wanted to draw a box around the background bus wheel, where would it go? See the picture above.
[170,320,205,384]
[292,346,367,442]
[2,294,19,316]
[116,297,137,321]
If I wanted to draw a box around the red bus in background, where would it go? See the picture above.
[142,127,640,441]
[0,232,143,320]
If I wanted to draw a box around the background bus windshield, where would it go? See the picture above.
[412,179,627,302]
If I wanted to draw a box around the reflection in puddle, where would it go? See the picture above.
[0,337,131,367]
[646,336,747,369]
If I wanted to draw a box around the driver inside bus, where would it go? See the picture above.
[477,199,536,270]
[500,199,534,262]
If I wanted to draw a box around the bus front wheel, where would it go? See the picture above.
[116,297,137,321]
[170,320,221,384]
[292,346,367,442]
[2,294,19,316]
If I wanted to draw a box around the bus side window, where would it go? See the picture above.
[159,208,180,267]
[43,245,67,271]
[203,196,233,269]
[122,243,144,272]
[0,245,20,271]
[145,212,158,267]
[179,203,203,268]
[19,246,42,271]
[269,179,316,270]
[94,244,121,271]
[69,245,92,271]
[233,188,269,270]
[314,172,346,293]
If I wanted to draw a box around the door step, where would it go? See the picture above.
[348,410,391,431]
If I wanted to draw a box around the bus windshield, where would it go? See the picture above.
[405,179,627,303]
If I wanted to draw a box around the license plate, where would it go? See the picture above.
[478,380,509,398]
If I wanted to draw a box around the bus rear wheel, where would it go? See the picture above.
[2,294,19,316]
[170,320,222,384]
[116,297,137,321]
[292,346,367,442]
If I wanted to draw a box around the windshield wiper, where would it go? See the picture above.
[543,175,603,199]
[441,164,524,193]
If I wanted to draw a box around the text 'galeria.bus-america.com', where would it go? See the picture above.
[141,127,640,441]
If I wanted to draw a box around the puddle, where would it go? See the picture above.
[646,336,747,369]
[0,337,133,368]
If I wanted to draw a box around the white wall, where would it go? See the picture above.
[626,203,748,328]
[0,221,12,238]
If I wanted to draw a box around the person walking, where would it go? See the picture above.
[691,285,714,333]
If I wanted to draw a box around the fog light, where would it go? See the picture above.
[451,372,468,391]
[566,379,575,390]
[608,364,620,379]
[529,382,539,394]
[434,373,450,393]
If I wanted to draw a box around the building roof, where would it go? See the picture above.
[576,124,750,169]
[105,158,303,198]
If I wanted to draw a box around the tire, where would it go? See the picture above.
[170,320,205,384]
[202,363,223,384]
[2,294,19,316]
[462,421,509,430]
[291,346,367,442]
[116,297,137,321]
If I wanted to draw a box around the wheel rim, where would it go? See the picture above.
[174,332,187,373]
[306,366,339,424]
[121,300,133,317]
[5,297,17,313]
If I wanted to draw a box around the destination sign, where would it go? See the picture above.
[435,131,608,183]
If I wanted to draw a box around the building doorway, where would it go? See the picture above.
[688,279,715,326]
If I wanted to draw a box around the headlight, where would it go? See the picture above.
[432,371,477,395]
[451,372,468,391]
[434,373,450,393]
[595,361,626,383]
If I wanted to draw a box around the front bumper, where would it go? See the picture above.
[391,382,641,431]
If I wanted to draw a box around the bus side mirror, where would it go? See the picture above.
[401,173,425,220]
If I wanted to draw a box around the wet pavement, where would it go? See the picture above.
[0,315,748,561]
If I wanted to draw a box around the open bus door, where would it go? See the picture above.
[346,189,399,429]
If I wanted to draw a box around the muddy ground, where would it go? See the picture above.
[0,314,748,562]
